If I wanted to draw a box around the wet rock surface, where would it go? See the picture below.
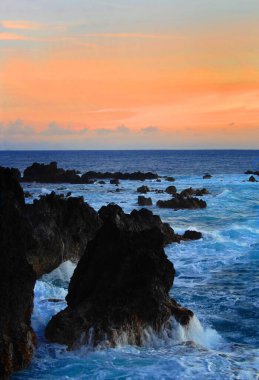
[45,217,193,349]
[138,196,152,206]
[157,195,207,210]
[0,168,36,379]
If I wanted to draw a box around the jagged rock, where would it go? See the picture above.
[138,196,152,206]
[165,176,175,182]
[157,195,207,210]
[66,191,72,197]
[45,219,193,349]
[98,204,177,245]
[0,168,36,379]
[25,192,102,278]
[248,176,257,182]
[22,162,81,184]
[182,230,202,240]
[203,173,212,179]
[137,185,150,194]
[180,187,209,197]
[165,186,177,195]
[24,191,32,198]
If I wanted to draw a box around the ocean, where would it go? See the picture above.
[1,150,258,380]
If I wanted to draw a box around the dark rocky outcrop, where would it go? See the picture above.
[22,162,82,184]
[245,170,259,176]
[165,176,175,182]
[98,204,176,245]
[82,171,158,181]
[138,196,152,206]
[248,176,258,183]
[137,185,150,194]
[157,195,207,210]
[182,230,202,240]
[45,217,193,349]
[180,187,209,197]
[203,173,212,179]
[25,192,102,278]
[0,168,36,379]
[165,185,177,195]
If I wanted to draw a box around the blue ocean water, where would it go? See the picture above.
[1,150,258,380]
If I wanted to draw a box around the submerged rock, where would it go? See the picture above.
[0,168,36,379]
[45,218,193,349]
[157,195,207,210]
[203,173,212,179]
[25,192,102,278]
[138,196,152,206]
[182,230,202,240]
[165,176,175,182]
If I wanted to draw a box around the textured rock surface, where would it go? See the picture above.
[137,185,150,194]
[157,195,207,210]
[25,192,102,278]
[180,187,209,197]
[0,168,36,379]
[138,196,152,206]
[45,217,193,349]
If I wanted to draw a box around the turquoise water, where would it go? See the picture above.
[1,151,258,379]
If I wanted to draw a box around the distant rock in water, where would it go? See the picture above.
[157,195,207,210]
[25,192,102,278]
[137,185,150,194]
[82,170,158,181]
[45,218,193,349]
[22,162,81,183]
[165,185,177,195]
[0,168,36,379]
[182,230,202,240]
[248,175,258,183]
[245,170,259,176]
[138,196,152,206]
[165,176,175,182]
[180,187,209,197]
[203,173,212,179]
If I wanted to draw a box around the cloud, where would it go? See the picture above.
[1,20,41,30]
[81,33,181,40]
[0,120,34,135]
[141,126,159,133]
[0,32,30,41]
[41,122,88,136]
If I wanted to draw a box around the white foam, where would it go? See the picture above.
[42,260,76,284]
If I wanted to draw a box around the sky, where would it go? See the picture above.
[0,0,259,149]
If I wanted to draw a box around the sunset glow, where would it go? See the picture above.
[0,0,258,149]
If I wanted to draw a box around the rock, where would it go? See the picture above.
[81,171,158,181]
[155,189,164,194]
[66,191,72,197]
[25,192,102,278]
[248,176,257,182]
[138,196,152,206]
[180,187,209,197]
[98,204,177,245]
[165,186,177,195]
[156,179,161,182]
[99,181,105,185]
[165,176,175,182]
[157,195,207,210]
[182,230,202,240]
[45,220,193,349]
[245,170,259,176]
[203,173,212,179]
[110,179,120,185]
[22,162,81,184]
[137,185,150,194]
[0,168,36,379]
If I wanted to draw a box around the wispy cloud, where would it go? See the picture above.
[41,122,88,136]
[0,32,30,41]
[1,20,41,30]
[81,33,182,40]
[95,125,131,135]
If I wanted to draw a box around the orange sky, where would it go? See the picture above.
[0,1,259,149]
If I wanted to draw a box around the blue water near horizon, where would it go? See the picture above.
[2,150,258,379]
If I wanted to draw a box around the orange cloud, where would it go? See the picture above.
[1,20,41,30]
[0,32,30,41]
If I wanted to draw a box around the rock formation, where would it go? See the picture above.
[138,196,152,206]
[157,195,207,210]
